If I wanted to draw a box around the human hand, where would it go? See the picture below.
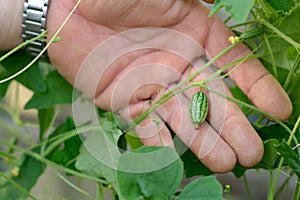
[46,0,292,173]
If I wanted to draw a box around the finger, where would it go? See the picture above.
[184,61,264,167]
[155,87,237,173]
[204,11,292,120]
[119,101,174,148]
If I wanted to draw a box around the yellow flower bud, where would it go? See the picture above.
[11,167,20,177]
[228,36,240,44]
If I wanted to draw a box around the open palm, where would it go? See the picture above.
[47,0,292,172]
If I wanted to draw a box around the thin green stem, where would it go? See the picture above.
[224,16,232,24]
[260,19,300,49]
[275,171,294,199]
[97,183,104,200]
[0,117,34,146]
[0,0,82,84]
[269,115,300,200]
[268,159,285,200]
[0,140,109,185]
[0,102,23,125]
[13,83,21,125]
[0,171,38,200]
[268,170,274,200]
[243,174,255,200]
[55,171,94,200]
[152,119,163,146]
[229,20,259,29]
[225,193,233,200]
[209,55,258,82]
[250,9,258,19]
[264,33,278,78]
[293,180,300,200]
[6,123,90,158]
[0,31,47,63]
[257,0,272,19]
[283,52,300,89]
[287,115,300,145]
[129,82,198,130]
[254,115,267,128]
[43,124,99,157]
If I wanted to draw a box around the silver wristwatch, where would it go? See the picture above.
[22,0,49,57]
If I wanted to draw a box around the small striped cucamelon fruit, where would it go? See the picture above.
[229,27,265,44]
[189,91,208,129]
[239,27,265,40]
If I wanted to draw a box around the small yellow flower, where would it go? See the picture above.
[11,167,20,177]
[228,36,240,44]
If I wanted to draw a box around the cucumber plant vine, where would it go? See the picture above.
[0,0,299,200]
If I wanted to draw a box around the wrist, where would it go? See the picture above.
[0,0,23,50]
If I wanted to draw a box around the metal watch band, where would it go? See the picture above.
[22,0,49,57]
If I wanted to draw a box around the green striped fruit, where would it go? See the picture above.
[239,27,265,40]
[189,92,208,129]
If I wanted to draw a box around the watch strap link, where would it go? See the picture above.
[22,0,49,57]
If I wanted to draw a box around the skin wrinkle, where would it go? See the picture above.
[163,0,195,27]
[93,50,171,109]
[115,1,141,24]
[79,0,193,27]
[93,49,155,100]
[246,70,270,96]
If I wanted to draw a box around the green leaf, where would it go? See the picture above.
[0,148,45,200]
[177,176,223,200]
[276,140,300,178]
[0,50,46,93]
[266,0,293,12]
[209,0,255,22]
[0,81,10,98]
[117,146,183,200]
[135,177,167,199]
[257,123,300,142]
[38,107,56,141]
[47,117,81,171]
[24,70,81,109]
[181,148,213,177]
[75,139,119,190]
[75,121,123,194]
[231,164,247,178]
[125,131,143,150]
[230,86,253,114]
[286,72,300,123]
[255,139,280,169]
[46,116,76,147]
[175,135,213,177]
